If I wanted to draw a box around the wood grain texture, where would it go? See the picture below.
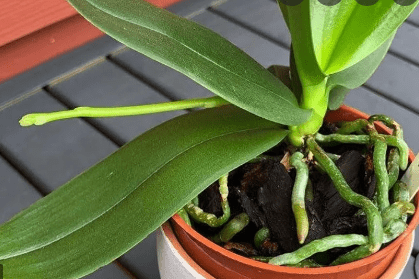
[0,0,76,47]
[0,15,104,83]
[0,0,184,83]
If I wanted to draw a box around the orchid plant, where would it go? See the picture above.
[1,0,418,277]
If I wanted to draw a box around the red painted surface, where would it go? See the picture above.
[0,0,183,83]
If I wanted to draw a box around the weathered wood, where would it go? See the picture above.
[193,10,289,67]
[49,60,184,144]
[0,90,118,192]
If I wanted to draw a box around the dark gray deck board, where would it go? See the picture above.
[193,9,289,67]
[0,156,41,223]
[0,36,123,108]
[211,0,291,47]
[344,87,419,153]
[402,256,416,279]
[408,7,419,26]
[118,233,160,279]
[49,59,184,145]
[110,50,214,100]
[0,90,118,192]
[82,263,132,279]
[365,54,419,115]
[167,0,215,17]
[391,22,419,65]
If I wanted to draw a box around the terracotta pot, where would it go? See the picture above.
[170,105,419,279]
[159,221,413,279]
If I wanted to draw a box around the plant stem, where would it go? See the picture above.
[288,79,328,146]
[19,96,230,126]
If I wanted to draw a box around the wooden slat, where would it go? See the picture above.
[49,59,184,145]
[365,54,419,114]
[344,87,419,153]
[167,0,218,17]
[391,23,419,65]
[110,50,214,100]
[0,90,118,192]
[400,256,416,279]
[0,0,76,47]
[408,6,419,25]
[0,36,122,108]
[0,0,186,84]
[118,234,161,279]
[84,264,134,279]
[0,157,41,224]
[0,89,133,277]
[210,0,291,46]
[192,10,289,67]
[0,15,105,84]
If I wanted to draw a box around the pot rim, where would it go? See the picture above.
[171,105,419,275]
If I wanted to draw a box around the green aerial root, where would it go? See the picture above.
[306,137,383,261]
[19,96,229,126]
[337,119,369,135]
[212,213,250,243]
[393,181,410,203]
[177,207,192,226]
[331,244,372,265]
[383,219,408,243]
[314,133,370,145]
[290,152,310,244]
[372,136,390,212]
[381,201,415,227]
[254,227,270,249]
[269,234,368,265]
[185,173,230,227]
[387,148,400,188]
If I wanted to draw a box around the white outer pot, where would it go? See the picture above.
[156,222,214,279]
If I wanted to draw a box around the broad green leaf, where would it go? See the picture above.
[310,0,418,74]
[327,32,395,109]
[0,106,288,278]
[65,0,311,126]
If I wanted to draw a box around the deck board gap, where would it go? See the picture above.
[207,7,291,51]
[387,49,419,70]
[361,83,419,117]
[406,18,419,29]
[43,85,125,147]
[0,143,49,196]
[0,143,138,277]
[105,55,184,102]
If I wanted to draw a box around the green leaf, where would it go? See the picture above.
[327,32,395,109]
[65,0,311,126]
[310,0,418,74]
[328,86,351,110]
[277,0,326,87]
[0,106,288,278]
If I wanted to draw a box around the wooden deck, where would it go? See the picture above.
[1,0,419,278]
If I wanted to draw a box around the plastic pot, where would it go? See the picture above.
[158,220,414,279]
[167,105,419,279]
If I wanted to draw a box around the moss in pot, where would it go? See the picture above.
[1,0,419,277]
